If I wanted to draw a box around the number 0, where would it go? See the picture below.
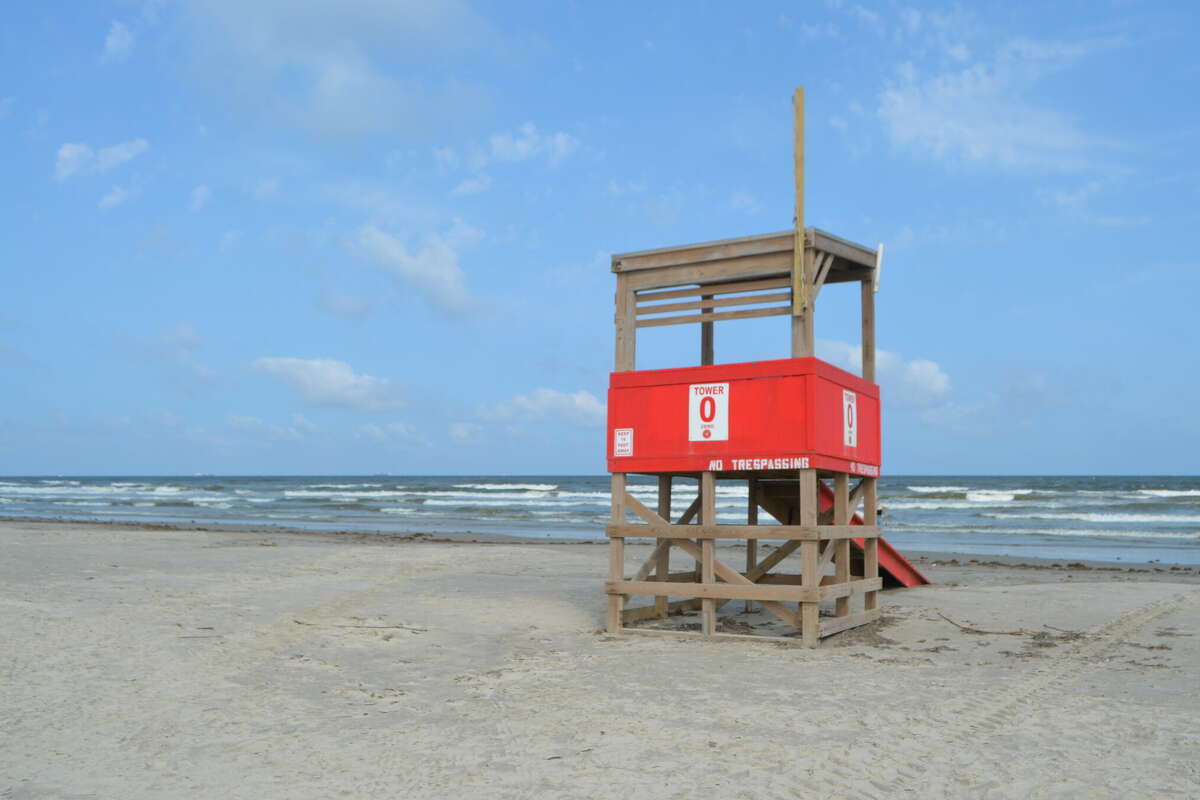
[700,396,716,422]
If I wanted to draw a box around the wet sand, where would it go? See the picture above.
[1,519,1198,798]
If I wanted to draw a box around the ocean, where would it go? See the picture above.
[1,474,1198,565]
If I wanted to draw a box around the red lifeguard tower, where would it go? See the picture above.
[603,88,928,647]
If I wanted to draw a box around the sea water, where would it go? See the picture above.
[1,475,1197,565]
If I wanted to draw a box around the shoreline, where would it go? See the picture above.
[3,514,1199,575]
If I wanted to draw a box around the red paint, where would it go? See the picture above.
[816,479,930,588]
[607,357,880,474]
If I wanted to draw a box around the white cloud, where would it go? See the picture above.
[103,21,135,61]
[489,123,579,165]
[818,339,951,408]
[291,413,318,433]
[178,0,494,139]
[317,287,373,318]
[878,37,1120,171]
[357,422,424,445]
[347,221,479,313]
[161,322,201,350]
[251,357,402,410]
[451,174,491,196]
[480,388,606,428]
[449,422,482,443]
[158,322,216,380]
[55,138,149,181]
[190,184,211,211]
[98,185,134,210]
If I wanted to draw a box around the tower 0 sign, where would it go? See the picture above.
[688,382,728,441]
[842,389,858,448]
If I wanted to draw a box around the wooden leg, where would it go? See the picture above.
[834,473,851,618]
[700,472,716,637]
[746,477,758,613]
[655,475,671,618]
[863,477,879,612]
[607,474,626,633]
[799,469,819,647]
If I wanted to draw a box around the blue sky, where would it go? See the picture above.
[1,1,1198,476]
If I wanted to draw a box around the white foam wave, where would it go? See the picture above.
[1138,489,1200,498]
[907,485,969,493]
[984,511,1200,524]
[453,483,557,491]
[966,490,1033,503]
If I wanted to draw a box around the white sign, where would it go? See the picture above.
[613,428,633,457]
[842,389,858,448]
[689,382,729,442]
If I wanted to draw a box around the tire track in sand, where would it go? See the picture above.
[807,588,1200,799]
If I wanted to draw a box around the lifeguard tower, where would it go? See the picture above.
[603,89,928,647]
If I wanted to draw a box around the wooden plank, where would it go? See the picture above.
[873,243,884,292]
[820,607,882,639]
[607,580,818,604]
[621,599,696,623]
[816,537,838,573]
[834,473,851,618]
[635,277,791,303]
[819,578,883,601]
[604,524,877,540]
[607,474,626,633]
[811,252,834,299]
[636,291,792,317]
[619,627,808,648]
[626,254,790,292]
[613,230,793,273]
[622,491,669,528]
[810,229,878,268]
[632,540,671,583]
[655,476,671,618]
[635,305,790,329]
[676,495,701,525]
[672,538,798,627]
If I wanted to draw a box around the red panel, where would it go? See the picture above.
[606,357,881,475]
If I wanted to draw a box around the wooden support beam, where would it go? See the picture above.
[632,539,671,583]
[637,291,792,317]
[799,468,820,647]
[792,87,805,318]
[622,491,669,527]
[863,477,879,612]
[746,477,758,613]
[637,305,791,329]
[635,277,790,303]
[861,278,876,383]
[665,538,799,626]
[700,295,714,366]
[700,472,716,636]
[614,275,636,371]
[604,524,879,540]
[655,476,671,618]
[608,474,626,633]
[834,473,852,618]
[812,252,834,299]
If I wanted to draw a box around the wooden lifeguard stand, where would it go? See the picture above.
[602,88,926,647]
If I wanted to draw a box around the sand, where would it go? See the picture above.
[1,519,1198,799]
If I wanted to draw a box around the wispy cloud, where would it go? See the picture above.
[98,185,135,210]
[357,422,425,445]
[55,138,149,181]
[251,357,402,410]
[818,339,951,408]
[878,37,1123,171]
[347,221,480,313]
[479,387,606,428]
[190,185,211,211]
[103,21,135,62]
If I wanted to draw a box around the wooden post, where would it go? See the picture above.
[608,473,626,632]
[861,278,876,382]
[700,471,716,637]
[614,275,636,371]
[799,468,820,647]
[700,294,714,366]
[745,476,758,613]
[655,475,671,618]
[863,477,879,612]
[834,472,851,618]
[791,87,814,358]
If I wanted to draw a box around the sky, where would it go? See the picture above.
[1,1,1198,476]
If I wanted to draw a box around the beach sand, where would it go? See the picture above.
[1,519,1198,799]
